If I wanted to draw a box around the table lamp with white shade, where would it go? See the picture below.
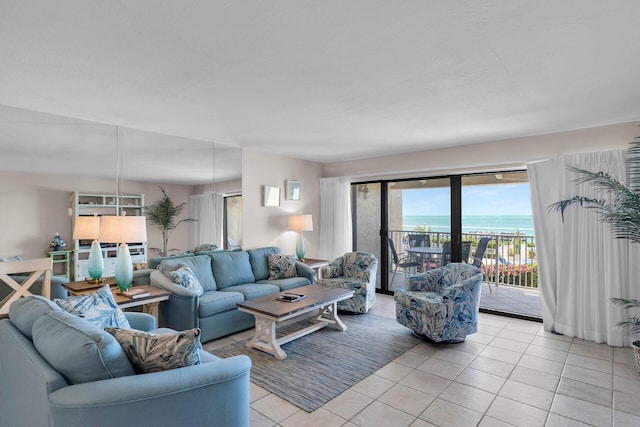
[72,215,103,283]
[287,214,313,261]
[99,215,147,291]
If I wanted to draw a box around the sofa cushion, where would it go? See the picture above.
[55,285,131,329]
[32,310,135,384]
[198,290,245,318]
[267,253,297,280]
[256,277,311,291]
[105,327,202,374]
[169,264,204,295]
[221,283,280,300]
[9,295,62,339]
[210,251,255,289]
[247,246,281,281]
[160,255,217,291]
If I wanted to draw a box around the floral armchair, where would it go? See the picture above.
[317,252,378,313]
[394,263,483,342]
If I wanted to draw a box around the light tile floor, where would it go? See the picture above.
[204,294,640,427]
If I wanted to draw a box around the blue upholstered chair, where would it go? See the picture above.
[317,252,378,313]
[394,263,483,342]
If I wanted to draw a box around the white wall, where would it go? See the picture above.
[0,171,193,260]
[324,121,640,179]
[242,149,323,256]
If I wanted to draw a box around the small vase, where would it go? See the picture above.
[54,245,62,251]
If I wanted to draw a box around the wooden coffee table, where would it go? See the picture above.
[236,285,354,360]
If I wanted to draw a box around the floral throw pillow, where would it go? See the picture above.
[267,254,297,280]
[55,284,131,329]
[169,264,204,295]
[105,327,202,374]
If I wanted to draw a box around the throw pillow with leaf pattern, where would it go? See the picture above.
[267,254,297,280]
[105,327,202,374]
[169,264,204,294]
[55,284,130,329]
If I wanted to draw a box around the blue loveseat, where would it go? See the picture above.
[150,246,314,342]
[0,295,251,427]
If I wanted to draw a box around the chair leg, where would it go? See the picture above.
[391,265,398,288]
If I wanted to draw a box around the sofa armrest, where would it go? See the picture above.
[132,268,155,285]
[124,312,156,331]
[150,270,197,297]
[295,262,314,283]
[48,354,251,427]
[150,270,199,331]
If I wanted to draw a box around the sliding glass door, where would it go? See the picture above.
[351,171,540,320]
[387,178,452,292]
[352,183,382,290]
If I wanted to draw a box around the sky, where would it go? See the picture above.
[402,183,533,216]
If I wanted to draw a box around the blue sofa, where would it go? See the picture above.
[150,246,314,342]
[0,295,251,427]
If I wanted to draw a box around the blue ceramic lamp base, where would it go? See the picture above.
[115,243,134,291]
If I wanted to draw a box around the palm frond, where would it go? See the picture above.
[145,187,194,256]
[547,196,604,220]
[616,317,640,335]
[611,298,640,309]
[626,139,640,191]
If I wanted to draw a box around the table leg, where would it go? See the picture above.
[142,302,160,322]
[246,315,287,360]
[315,302,347,331]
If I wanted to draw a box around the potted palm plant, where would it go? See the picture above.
[550,140,640,371]
[145,188,194,257]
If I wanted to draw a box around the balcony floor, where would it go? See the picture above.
[388,273,542,320]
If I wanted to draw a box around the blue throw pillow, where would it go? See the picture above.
[55,284,130,329]
[169,265,204,295]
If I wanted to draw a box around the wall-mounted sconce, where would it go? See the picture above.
[359,184,369,199]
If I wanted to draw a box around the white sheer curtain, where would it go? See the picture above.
[189,193,224,249]
[528,149,639,346]
[319,176,352,260]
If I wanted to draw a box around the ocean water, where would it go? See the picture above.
[403,215,534,234]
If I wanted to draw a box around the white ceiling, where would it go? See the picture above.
[1,1,640,184]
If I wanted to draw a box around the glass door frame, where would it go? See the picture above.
[352,175,464,295]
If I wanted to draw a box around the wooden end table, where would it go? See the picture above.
[301,258,330,280]
[62,278,169,321]
[236,284,354,360]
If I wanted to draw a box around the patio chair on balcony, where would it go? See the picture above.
[408,233,430,248]
[388,238,421,287]
[462,241,472,263]
[441,241,451,266]
[438,241,470,267]
[471,237,492,267]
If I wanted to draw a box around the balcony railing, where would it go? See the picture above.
[389,230,538,289]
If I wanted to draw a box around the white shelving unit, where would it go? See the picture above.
[71,192,147,281]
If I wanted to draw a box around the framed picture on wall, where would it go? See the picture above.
[286,181,301,201]
[263,185,280,207]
